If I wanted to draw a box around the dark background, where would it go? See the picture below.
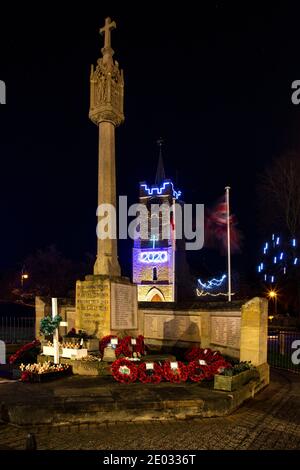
[1,1,300,281]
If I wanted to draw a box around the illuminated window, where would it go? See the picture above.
[153,267,158,281]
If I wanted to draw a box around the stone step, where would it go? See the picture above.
[0,373,267,426]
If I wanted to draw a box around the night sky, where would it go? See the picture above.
[1,2,300,280]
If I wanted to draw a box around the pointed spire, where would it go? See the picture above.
[155,138,166,185]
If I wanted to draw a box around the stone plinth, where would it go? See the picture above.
[75,275,138,339]
[240,297,268,366]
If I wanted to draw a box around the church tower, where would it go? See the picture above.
[132,141,182,302]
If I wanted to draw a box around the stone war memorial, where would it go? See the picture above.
[75,17,138,340]
[2,17,269,430]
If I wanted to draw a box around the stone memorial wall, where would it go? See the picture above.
[139,298,268,366]
[144,311,201,342]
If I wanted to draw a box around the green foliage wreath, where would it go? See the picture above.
[40,315,62,335]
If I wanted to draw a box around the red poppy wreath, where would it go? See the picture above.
[163,361,188,383]
[111,358,138,383]
[138,362,163,384]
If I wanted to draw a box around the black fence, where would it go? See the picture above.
[268,330,300,374]
[0,316,35,343]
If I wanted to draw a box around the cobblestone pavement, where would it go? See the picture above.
[0,369,299,450]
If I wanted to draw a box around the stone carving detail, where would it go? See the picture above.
[89,21,124,127]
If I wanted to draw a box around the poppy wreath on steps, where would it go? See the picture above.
[185,347,226,363]
[163,361,188,383]
[207,359,232,378]
[115,335,146,358]
[138,362,163,384]
[184,346,223,363]
[135,335,146,356]
[185,347,232,380]
[111,358,138,383]
[99,335,119,358]
[187,360,212,382]
[115,336,132,358]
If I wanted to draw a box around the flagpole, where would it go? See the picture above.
[225,186,232,302]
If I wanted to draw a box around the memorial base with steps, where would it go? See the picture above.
[37,353,177,376]
[0,364,269,426]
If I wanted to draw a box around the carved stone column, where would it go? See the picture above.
[89,17,124,276]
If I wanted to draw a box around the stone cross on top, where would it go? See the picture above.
[100,17,116,52]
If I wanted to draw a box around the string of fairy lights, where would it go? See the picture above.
[196,274,234,297]
[258,234,299,284]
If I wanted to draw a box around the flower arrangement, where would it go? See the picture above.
[64,328,93,340]
[99,335,119,358]
[138,362,163,384]
[40,315,62,336]
[9,340,41,365]
[115,335,145,359]
[219,361,252,376]
[184,347,231,379]
[19,361,71,382]
[187,360,210,382]
[109,344,232,385]
[163,361,188,383]
[185,347,223,363]
[111,358,138,383]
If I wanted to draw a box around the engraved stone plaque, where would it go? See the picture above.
[144,312,201,342]
[76,278,110,337]
[211,315,241,349]
[111,282,138,330]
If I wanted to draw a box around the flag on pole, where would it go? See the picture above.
[205,195,241,255]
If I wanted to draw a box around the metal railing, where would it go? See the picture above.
[268,329,300,374]
[0,316,35,343]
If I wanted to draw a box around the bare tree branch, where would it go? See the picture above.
[258,152,300,237]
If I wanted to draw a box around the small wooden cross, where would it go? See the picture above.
[52,298,68,364]
[100,17,116,50]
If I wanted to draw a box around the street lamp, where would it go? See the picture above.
[21,266,29,288]
[268,289,278,315]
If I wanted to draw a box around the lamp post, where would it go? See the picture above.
[268,289,278,315]
[21,265,29,289]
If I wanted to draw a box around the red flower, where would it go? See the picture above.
[111,358,138,383]
[184,346,202,362]
[184,347,224,363]
[115,335,146,358]
[115,336,132,358]
[9,340,41,365]
[138,362,163,384]
[187,361,210,382]
[135,335,145,355]
[99,335,119,358]
[20,371,32,382]
[163,361,188,383]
